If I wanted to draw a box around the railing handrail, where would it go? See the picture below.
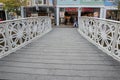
[82,16,120,24]
[0,16,52,58]
[0,16,49,23]
[78,16,120,61]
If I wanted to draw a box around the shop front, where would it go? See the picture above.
[59,8,78,25]
[81,8,100,18]
[56,0,105,26]
[104,0,118,20]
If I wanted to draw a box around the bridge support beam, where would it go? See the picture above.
[100,7,106,19]
[78,7,81,25]
[21,6,25,18]
[56,7,60,26]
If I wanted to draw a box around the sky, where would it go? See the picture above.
[49,0,53,5]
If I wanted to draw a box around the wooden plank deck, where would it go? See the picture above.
[0,28,120,80]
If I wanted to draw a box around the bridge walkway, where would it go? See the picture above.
[0,28,120,80]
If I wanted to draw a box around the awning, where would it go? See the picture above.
[82,8,93,12]
[65,8,78,12]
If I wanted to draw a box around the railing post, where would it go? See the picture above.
[0,17,52,59]
[78,17,120,61]
[56,7,60,26]
[49,18,52,29]
[111,23,119,55]
[5,23,12,50]
[21,6,25,18]
[94,19,98,43]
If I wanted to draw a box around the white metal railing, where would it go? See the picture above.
[78,17,120,61]
[0,16,52,58]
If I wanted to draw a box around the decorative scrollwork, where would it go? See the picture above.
[78,17,120,60]
[8,21,27,48]
[0,24,7,54]
[97,21,114,52]
[0,16,52,58]
[114,25,120,57]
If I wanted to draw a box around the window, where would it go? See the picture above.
[94,0,102,2]
[107,0,114,2]
[38,0,42,4]
[35,0,42,4]
[83,0,91,2]
[44,0,46,4]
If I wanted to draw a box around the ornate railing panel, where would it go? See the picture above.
[78,17,120,61]
[0,16,52,58]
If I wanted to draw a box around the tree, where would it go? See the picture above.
[38,0,42,4]
[0,0,27,16]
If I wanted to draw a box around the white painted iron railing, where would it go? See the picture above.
[78,17,120,61]
[0,16,52,58]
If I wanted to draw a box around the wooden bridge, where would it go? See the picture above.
[0,17,120,80]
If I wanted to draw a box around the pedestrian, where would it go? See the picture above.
[0,18,3,22]
[73,17,78,28]
[70,16,74,24]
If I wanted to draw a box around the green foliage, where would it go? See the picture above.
[0,0,27,12]
[38,0,42,4]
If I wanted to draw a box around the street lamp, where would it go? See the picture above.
[35,0,39,11]
[20,0,24,18]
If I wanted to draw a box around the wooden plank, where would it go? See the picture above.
[0,28,120,80]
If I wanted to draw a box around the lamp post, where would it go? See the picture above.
[35,0,40,17]
[20,0,24,18]
[35,0,39,11]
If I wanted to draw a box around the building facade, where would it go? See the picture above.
[21,0,54,18]
[0,3,6,20]
[55,0,117,26]
[25,0,118,26]
[104,0,118,20]
[27,0,53,6]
